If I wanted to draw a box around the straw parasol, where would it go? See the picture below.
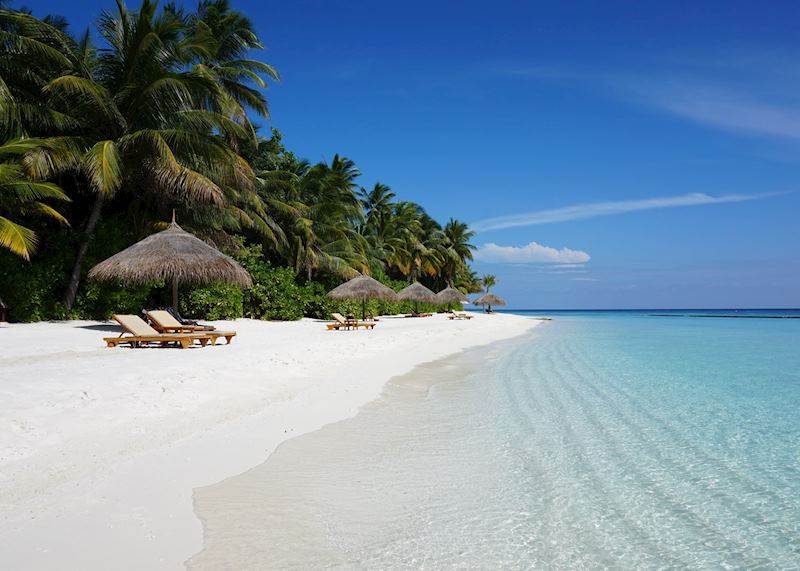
[326,274,397,320]
[436,286,468,311]
[472,293,507,313]
[397,281,437,315]
[88,215,252,313]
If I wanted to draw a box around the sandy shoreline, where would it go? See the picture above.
[0,313,540,570]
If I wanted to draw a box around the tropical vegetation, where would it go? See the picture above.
[0,0,482,322]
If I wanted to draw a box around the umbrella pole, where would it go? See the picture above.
[172,277,179,314]
[362,298,366,321]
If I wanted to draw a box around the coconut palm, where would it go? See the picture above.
[0,2,485,323]
[275,155,366,279]
[439,218,475,286]
[481,273,497,292]
[187,0,279,127]
[1,1,277,310]
[359,182,395,232]
[382,202,444,282]
[0,9,85,140]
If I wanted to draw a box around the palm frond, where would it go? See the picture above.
[83,139,122,197]
[0,215,36,259]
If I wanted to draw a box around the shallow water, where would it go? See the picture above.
[190,315,800,569]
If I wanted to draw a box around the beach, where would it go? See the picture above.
[0,312,539,570]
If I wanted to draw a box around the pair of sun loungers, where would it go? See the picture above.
[103,311,236,349]
[447,311,474,320]
[326,312,376,331]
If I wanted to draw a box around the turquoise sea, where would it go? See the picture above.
[192,311,800,569]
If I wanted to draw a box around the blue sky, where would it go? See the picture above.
[26,0,800,308]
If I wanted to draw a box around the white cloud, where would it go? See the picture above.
[472,192,777,232]
[474,241,591,264]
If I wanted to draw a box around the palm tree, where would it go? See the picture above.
[187,0,279,128]
[0,9,84,141]
[1,2,277,310]
[481,273,497,292]
[381,202,443,282]
[268,154,366,280]
[440,218,475,286]
[0,139,70,259]
[0,4,486,322]
[359,182,395,232]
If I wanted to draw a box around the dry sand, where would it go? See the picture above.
[0,313,539,570]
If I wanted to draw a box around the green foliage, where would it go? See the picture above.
[0,3,482,322]
[72,280,151,320]
[235,245,308,320]
[0,248,67,322]
[183,282,244,320]
[0,218,151,322]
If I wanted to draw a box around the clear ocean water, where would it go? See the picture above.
[192,311,800,569]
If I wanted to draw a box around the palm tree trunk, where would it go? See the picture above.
[63,194,104,312]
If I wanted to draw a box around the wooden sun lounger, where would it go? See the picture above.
[326,312,376,330]
[146,310,236,345]
[104,314,211,349]
[447,312,474,320]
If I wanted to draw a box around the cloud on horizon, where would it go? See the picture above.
[472,192,777,232]
[474,241,591,264]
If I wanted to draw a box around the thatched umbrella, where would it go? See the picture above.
[88,217,252,313]
[473,293,507,313]
[326,274,397,320]
[436,286,468,311]
[397,281,437,315]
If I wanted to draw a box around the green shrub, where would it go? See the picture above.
[73,280,152,320]
[183,282,244,320]
[235,246,308,320]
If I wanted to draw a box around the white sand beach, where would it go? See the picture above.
[0,313,539,570]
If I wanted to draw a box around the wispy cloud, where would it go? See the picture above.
[474,241,591,264]
[472,192,777,232]
[487,56,800,141]
[623,81,800,140]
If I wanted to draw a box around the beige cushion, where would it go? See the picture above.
[113,314,161,337]
[146,310,184,328]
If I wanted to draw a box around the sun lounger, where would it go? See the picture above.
[405,312,432,318]
[447,312,474,320]
[143,307,216,330]
[145,310,236,345]
[326,312,376,330]
[103,314,212,348]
